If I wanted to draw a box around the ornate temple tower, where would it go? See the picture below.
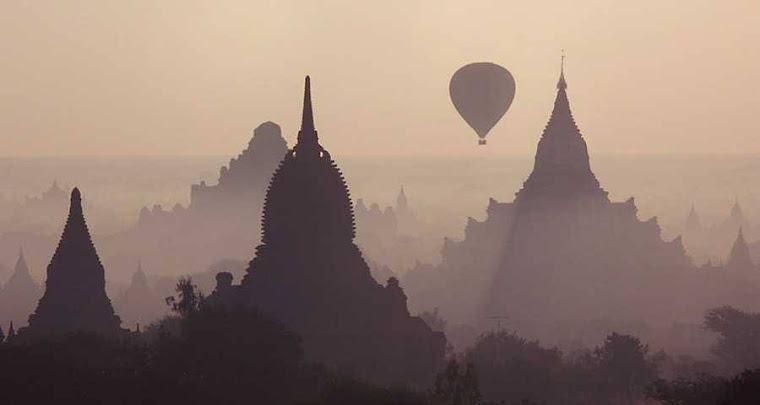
[115,261,164,328]
[515,58,608,208]
[23,188,121,336]
[409,60,692,339]
[1,248,41,328]
[237,77,444,384]
[726,228,755,273]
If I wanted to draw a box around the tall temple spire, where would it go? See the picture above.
[301,76,314,132]
[557,50,567,90]
[515,56,607,205]
[296,76,320,156]
[727,227,755,272]
[24,187,121,336]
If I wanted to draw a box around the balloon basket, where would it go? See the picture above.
[478,139,487,145]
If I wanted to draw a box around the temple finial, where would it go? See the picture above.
[301,76,314,133]
[557,50,567,90]
[296,75,320,154]
[70,187,82,216]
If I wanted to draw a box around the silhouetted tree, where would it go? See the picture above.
[704,306,760,373]
[464,331,563,404]
[648,374,725,405]
[165,277,204,316]
[721,369,760,404]
[592,332,657,401]
[429,358,480,405]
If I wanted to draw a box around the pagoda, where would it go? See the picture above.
[726,228,755,274]
[684,203,702,231]
[0,248,41,328]
[228,77,445,384]
[405,60,692,342]
[22,188,122,336]
[114,261,165,328]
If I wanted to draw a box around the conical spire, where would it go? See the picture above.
[70,187,82,216]
[131,260,148,290]
[6,247,36,288]
[515,56,606,205]
[25,187,121,335]
[295,76,320,156]
[301,76,314,133]
[727,227,754,272]
[397,186,408,210]
[685,203,701,230]
[731,197,744,220]
[557,51,567,90]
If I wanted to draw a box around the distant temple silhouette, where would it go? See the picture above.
[726,228,755,273]
[139,121,287,224]
[108,121,290,278]
[114,261,165,329]
[405,61,694,343]
[677,199,755,265]
[213,77,445,385]
[684,203,702,231]
[21,188,122,336]
[0,248,41,329]
[1,180,70,234]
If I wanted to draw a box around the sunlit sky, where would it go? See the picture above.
[1,0,758,157]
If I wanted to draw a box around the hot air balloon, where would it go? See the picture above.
[449,62,516,145]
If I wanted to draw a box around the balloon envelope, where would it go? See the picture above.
[449,63,516,143]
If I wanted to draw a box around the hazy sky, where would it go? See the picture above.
[1,0,758,157]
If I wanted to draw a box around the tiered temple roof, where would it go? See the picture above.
[233,77,445,384]
[726,228,755,273]
[515,59,608,208]
[23,188,121,336]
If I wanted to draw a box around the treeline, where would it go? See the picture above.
[2,280,760,404]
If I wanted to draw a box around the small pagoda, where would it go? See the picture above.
[23,188,122,336]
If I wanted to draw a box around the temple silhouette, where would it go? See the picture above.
[100,121,290,278]
[405,62,696,345]
[21,188,122,337]
[677,199,755,266]
[212,77,445,385]
[726,228,755,273]
[0,248,41,329]
[114,261,166,329]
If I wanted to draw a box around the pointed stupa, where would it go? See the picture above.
[685,203,702,230]
[131,260,148,291]
[5,247,38,292]
[24,188,121,336]
[0,247,40,329]
[730,198,744,221]
[726,227,755,273]
[239,77,445,383]
[115,260,163,328]
[515,54,608,206]
[7,321,15,343]
[256,76,354,247]
[396,186,409,212]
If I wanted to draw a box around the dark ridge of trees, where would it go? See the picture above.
[704,306,760,373]
[649,369,760,405]
[458,330,659,404]
[8,283,760,405]
[0,279,425,405]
